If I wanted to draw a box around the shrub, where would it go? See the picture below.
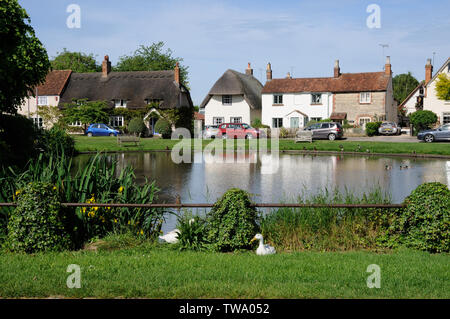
[154,119,172,139]
[410,110,438,133]
[365,122,382,136]
[128,117,146,136]
[279,127,289,138]
[389,182,449,253]
[175,213,208,251]
[6,182,71,253]
[206,188,259,252]
[37,126,75,156]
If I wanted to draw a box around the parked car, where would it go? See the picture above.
[303,122,343,140]
[417,124,450,142]
[86,123,120,137]
[203,125,220,139]
[378,121,401,135]
[217,123,263,139]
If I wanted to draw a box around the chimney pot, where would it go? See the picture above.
[334,59,340,78]
[286,72,291,79]
[384,56,392,76]
[425,58,433,84]
[102,55,111,77]
[245,62,253,76]
[174,62,180,84]
[266,62,272,82]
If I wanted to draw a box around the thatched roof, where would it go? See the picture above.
[199,69,263,109]
[59,70,192,109]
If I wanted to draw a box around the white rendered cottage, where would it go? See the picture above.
[200,64,263,126]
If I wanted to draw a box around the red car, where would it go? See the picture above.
[217,123,263,139]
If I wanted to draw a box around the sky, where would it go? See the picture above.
[19,0,450,105]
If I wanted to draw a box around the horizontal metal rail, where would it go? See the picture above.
[0,202,406,208]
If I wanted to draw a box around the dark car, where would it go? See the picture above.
[303,122,344,140]
[417,124,450,142]
[217,123,263,139]
[86,123,120,137]
[378,121,401,135]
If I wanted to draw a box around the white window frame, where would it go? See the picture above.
[222,95,232,106]
[69,121,82,127]
[114,99,127,108]
[273,94,283,104]
[360,92,371,104]
[32,116,43,128]
[443,112,450,125]
[213,117,224,125]
[359,117,371,126]
[311,93,322,104]
[311,117,322,122]
[272,118,283,128]
[230,117,242,123]
[110,116,124,127]
[37,96,48,106]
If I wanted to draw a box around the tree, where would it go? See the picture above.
[115,42,189,87]
[393,72,419,105]
[0,0,51,115]
[50,49,101,72]
[35,105,63,128]
[62,99,111,129]
[435,73,450,101]
[409,110,438,132]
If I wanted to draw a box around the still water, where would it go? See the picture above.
[74,151,450,231]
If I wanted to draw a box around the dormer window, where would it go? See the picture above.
[114,99,127,108]
[222,95,232,105]
[146,99,162,106]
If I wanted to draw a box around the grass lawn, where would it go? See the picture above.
[1,245,448,298]
[73,136,450,156]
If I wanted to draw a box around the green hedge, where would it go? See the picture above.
[365,122,382,136]
[154,119,172,139]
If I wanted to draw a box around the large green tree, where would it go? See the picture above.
[50,49,100,72]
[115,42,189,86]
[435,73,450,101]
[0,0,51,115]
[393,72,419,104]
[62,99,110,130]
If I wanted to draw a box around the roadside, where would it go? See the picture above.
[345,135,419,143]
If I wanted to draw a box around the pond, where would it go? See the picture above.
[74,151,450,231]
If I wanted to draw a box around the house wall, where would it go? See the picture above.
[17,95,60,129]
[261,92,332,128]
[334,91,388,124]
[403,89,421,115]
[204,95,252,125]
[424,62,450,124]
[385,78,398,122]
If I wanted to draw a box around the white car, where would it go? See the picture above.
[378,122,401,135]
[203,125,220,139]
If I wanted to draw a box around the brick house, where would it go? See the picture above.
[261,57,397,128]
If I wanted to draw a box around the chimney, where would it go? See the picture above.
[334,60,340,78]
[266,63,272,81]
[102,55,111,78]
[286,72,292,79]
[174,62,180,84]
[425,58,433,84]
[245,62,253,76]
[385,56,392,76]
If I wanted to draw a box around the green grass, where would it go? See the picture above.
[73,136,450,156]
[0,244,448,298]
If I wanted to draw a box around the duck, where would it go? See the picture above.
[158,218,195,244]
[385,165,392,170]
[400,165,409,170]
[250,234,276,255]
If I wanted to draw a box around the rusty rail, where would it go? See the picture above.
[0,202,406,208]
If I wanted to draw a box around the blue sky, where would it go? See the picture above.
[19,0,450,105]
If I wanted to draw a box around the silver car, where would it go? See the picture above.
[304,122,344,141]
[378,122,401,135]
[417,124,450,142]
[203,125,220,139]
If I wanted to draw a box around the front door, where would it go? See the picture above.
[290,117,299,128]
[149,117,157,135]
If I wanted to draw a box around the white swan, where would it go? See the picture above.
[158,219,195,244]
[250,233,276,255]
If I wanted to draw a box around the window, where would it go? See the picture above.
[32,116,43,128]
[114,99,127,108]
[70,121,82,127]
[230,117,242,123]
[311,94,322,104]
[359,117,371,126]
[146,99,162,105]
[273,94,283,104]
[272,118,283,128]
[360,92,371,103]
[443,113,450,125]
[213,117,224,125]
[222,95,232,105]
[320,123,330,129]
[110,116,124,127]
[37,96,48,106]
[311,117,322,122]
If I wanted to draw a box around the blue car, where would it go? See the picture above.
[86,123,120,137]
[417,124,450,142]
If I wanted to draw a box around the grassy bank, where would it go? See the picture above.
[0,243,448,298]
[73,136,450,156]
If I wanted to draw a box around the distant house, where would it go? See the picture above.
[261,57,397,128]
[59,56,194,134]
[200,63,263,126]
[17,70,72,128]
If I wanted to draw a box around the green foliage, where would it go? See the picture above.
[388,182,449,253]
[305,118,331,126]
[6,182,71,253]
[157,107,194,134]
[206,188,259,252]
[62,99,111,127]
[409,110,438,132]
[279,127,289,138]
[365,121,382,136]
[35,105,63,128]
[115,42,189,87]
[435,73,450,101]
[50,49,100,72]
[128,117,146,136]
[393,72,419,106]
[36,126,75,157]
[154,118,172,139]
[0,0,51,115]
[175,213,208,251]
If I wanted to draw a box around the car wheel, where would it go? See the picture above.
[328,133,336,141]
[424,134,434,143]
[87,132,93,137]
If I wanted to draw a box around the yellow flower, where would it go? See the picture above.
[114,219,118,223]
[15,190,21,196]
[53,186,57,191]
[118,186,124,193]
[140,230,144,235]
